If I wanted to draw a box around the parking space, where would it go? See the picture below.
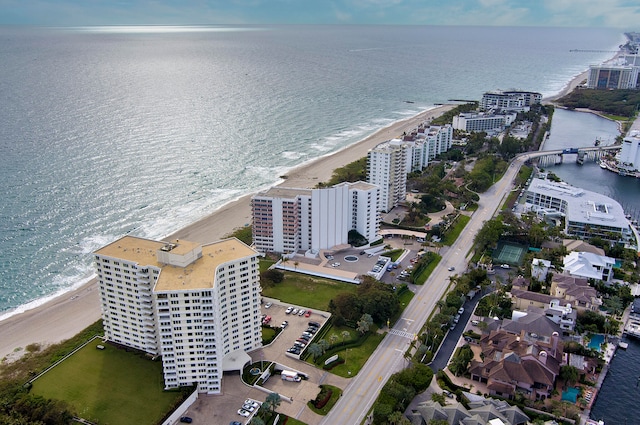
[260,300,327,362]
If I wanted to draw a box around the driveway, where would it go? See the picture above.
[180,301,349,425]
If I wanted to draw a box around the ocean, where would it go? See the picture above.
[0,25,625,318]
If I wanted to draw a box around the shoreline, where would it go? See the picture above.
[0,63,607,362]
[0,103,455,361]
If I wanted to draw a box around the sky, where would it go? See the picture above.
[0,0,638,28]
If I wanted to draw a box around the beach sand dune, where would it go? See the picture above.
[0,104,454,360]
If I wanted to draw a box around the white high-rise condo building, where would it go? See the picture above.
[618,130,640,174]
[587,56,640,90]
[452,112,517,133]
[480,90,542,112]
[367,140,408,212]
[95,236,262,394]
[252,181,380,254]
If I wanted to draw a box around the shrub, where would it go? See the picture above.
[314,388,333,409]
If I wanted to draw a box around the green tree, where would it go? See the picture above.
[249,417,266,425]
[357,313,374,334]
[307,343,323,360]
[329,333,339,346]
[559,365,580,387]
[265,392,281,415]
[431,392,446,406]
[449,344,474,377]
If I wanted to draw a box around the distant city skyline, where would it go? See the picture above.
[0,0,638,28]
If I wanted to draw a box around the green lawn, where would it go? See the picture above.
[441,214,470,246]
[413,254,442,285]
[31,341,186,424]
[261,274,358,311]
[307,384,343,415]
[326,331,385,378]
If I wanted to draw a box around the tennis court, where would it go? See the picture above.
[493,242,527,265]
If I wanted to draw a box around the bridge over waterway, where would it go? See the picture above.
[527,144,620,167]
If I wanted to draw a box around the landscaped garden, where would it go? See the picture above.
[30,341,189,425]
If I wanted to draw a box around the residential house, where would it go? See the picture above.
[408,397,529,425]
[469,330,563,401]
[563,251,615,283]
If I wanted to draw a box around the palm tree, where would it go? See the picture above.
[329,333,338,347]
[265,392,281,415]
[318,339,330,353]
[307,343,323,360]
[341,330,351,343]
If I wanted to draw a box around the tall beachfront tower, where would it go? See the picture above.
[618,130,640,174]
[251,182,380,254]
[367,140,408,213]
[95,236,262,394]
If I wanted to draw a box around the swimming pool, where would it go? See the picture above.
[589,334,604,352]
[562,387,580,403]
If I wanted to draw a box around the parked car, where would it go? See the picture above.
[237,409,251,417]
[458,307,464,315]
[298,309,306,316]
[360,251,366,255]
[242,403,256,412]
[292,308,299,315]
[264,302,272,309]
[500,264,510,269]
[309,321,320,327]
[305,327,317,333]
[281,320,289,329]
[448,266,455,271]
[180,417,193,424]
[285,306,294,314]
[244,400,260,408]
[305,310,312,317]
[262,315,271,324]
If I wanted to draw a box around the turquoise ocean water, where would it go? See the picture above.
[0,25,625,317]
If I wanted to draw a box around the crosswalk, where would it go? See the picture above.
[389,328,415,339]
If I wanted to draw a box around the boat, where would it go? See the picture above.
[619,341,629,349]
[599,161,607,169]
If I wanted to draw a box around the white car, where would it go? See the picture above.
[244,399,260,408]
[298,309,306,316]
[500,264,510,269]
[237,409,251,417]
[292,308,299,315]
[264,302,272,309]
[285,306,294,314]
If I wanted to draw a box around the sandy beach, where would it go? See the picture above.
[0,104,455,361]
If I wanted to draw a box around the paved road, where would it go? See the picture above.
[320,157,526,425]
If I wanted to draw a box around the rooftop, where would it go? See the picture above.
[96,236,257,292]
[527,178,630,229]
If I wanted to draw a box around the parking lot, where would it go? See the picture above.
[179,241,429,424]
